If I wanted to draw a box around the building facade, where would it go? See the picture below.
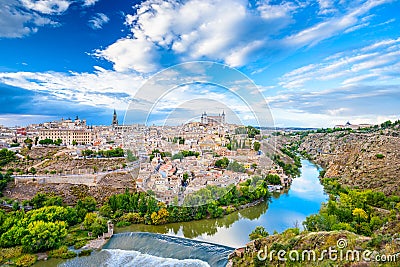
[39,129,93,145]
[200,111,225,126]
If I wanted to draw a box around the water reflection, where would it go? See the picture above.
[117,160,327,247]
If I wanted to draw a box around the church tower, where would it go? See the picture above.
[112,109,118,127]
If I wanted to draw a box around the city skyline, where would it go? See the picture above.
[1,0,400,127]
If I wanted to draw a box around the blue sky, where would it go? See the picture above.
[0,0,399,127]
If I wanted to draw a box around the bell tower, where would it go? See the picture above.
[112,109,118,127]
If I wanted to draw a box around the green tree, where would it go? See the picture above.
[29,167,36,175]
[12,201,19,211]
[266,174,281,185]
[249,226,269,240]
[227,161,246,173]
[99,204,112,218]
[83,213,107,236]
[82,149,93,158]
[126,149,138,162]
[39,138,53,146]
[21,220,67,252]
[253,141,260,151]
[352,208,368,223]
[81,197,97,212]
[54,138,62,146]
[183,173,189,183]
[44,196,63,207]
[30,193,48,209]
[215,157,229,168]
[24,138,33,150]
[0,149,16,166]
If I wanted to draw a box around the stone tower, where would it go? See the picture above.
[112,109,118,127]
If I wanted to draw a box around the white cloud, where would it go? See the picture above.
[344,22,369,33]
[284,0,393,47]
[266,84,400,128]
[361,37,400,52]
[94,0,394,73]
[0,114,58,127]
[96,0,303,73]
[0,0,106,38]
[0,69,144,110]
[21,0,71,15]
[317,0,337,15]
[94,36,160,73]
[279,36,400,89]
[82,0,99,6]
[88,13,110,30]
[342,73,378,85]
[257,1,298,20]
[0,0,59,38]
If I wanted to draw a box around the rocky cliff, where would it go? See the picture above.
[298,127,400,196]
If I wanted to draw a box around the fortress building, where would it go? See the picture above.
[201,111,225,126]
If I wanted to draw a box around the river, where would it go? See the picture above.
[39,159,327,266]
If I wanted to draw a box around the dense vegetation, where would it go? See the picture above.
[0,192,105,265]
[0,172,13,196]
[303,176,400,236]
[0,149,15,167]
[37,138,63,146]
[214,157,246,172]
[235,126,261,138]
[107,176,271,226]
[172,150,200,160]
[271,154,301,177]
[249,226,269,240]
[82,147,124,158]
[0,172,274,265]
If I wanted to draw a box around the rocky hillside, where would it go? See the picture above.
[4,171,137,204]
[298,124,400,196]
[228,229,400,266]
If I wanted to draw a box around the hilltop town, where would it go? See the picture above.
[0,111,293,204]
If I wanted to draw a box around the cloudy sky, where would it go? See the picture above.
[0,0,399,127]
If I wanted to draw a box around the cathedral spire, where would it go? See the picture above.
[112,109,118,127]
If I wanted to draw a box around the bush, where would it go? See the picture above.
[375,154,385,159]
[249,226,269,240]
[83,213,107,237]
[99,204,112,218]
[0,246,23,262]
[73,240,88,249]
[116,221,131,227]
[15,254,37,267]
[48,246,77,259]
[21,220,68,253]
[78,249,92,257]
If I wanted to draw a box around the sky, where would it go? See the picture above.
[0,0,399,128]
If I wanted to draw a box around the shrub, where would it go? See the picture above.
[73,240,88,249]
[375,154,384,159]
[249,226,269,240]
[15,254,37,267]
[116,221,131,227]
[0,246,23,262]
[49,246,77,259]
[78,250,92,257]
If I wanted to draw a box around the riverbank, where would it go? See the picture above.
[110,159,326,247]
[31,158,327,267]
[228,153,400,266]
